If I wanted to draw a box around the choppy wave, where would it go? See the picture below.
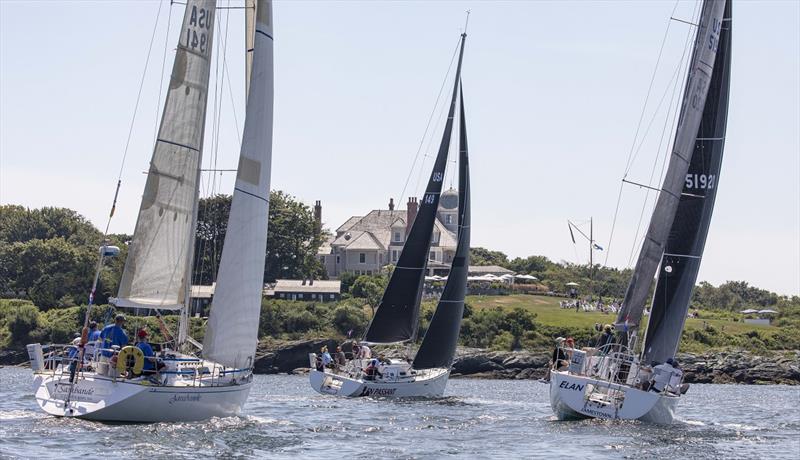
[1,367,798,459]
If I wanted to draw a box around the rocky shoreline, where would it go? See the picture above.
[3,340,798,385]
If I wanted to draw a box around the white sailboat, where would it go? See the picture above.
[26,0,275,422]
[550,0,732,424]
[309,31,471,399]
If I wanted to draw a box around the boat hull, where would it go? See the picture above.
[549,371,679,424]
[309,368,450,398]
[33,372,251,423]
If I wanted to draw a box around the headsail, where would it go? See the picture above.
[616,0,727,332]
[642,0,731,364]
[414,83,470,369]
[203,0,274,369]
[114,0,216,310]
[363,34,467,344]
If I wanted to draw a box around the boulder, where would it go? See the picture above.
[254,338,338,374]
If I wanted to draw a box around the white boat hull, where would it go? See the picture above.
[33,372,251,423]
[309,367,450,398]
[549,371,679,424]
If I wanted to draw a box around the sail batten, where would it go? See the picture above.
[115,0,217,311]
[203,0,274,369]
[616,0,727,332]
[363,35,467,345]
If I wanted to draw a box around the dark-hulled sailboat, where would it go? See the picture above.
[550,0,731,423]
[309,33,471,398]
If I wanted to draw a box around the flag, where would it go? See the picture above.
[347,329,353,338]
[593,243,604,251]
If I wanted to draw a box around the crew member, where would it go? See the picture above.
[84,321,101,359]
[136,329,156,374]
[100,314,129,357]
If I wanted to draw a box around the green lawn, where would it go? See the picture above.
[465,294,784,352]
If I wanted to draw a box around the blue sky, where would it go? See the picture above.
[1,1,798,295]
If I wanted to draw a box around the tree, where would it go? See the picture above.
[470,247,509,267]
[192,191,326,284]
[508,255,553,275]
[351,275,386,314]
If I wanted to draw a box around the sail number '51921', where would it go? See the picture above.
[685,173,716,190]
[186,6,213,54]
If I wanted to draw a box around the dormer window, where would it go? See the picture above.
[445,214,453,225]
[393,231,402,242]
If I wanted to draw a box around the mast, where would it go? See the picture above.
[363,34,467,344]
[615,0,727,337]
[413,82,470,369]
[113,1,217,320]
[203,0,274,369]
[641,0,731,364]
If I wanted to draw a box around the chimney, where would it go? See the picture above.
[388,198,395,211]
[314,200,322,226]
[406,197,418,236]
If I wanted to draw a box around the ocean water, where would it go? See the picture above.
[1,366,798,459]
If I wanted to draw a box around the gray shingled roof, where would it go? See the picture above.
[274,279,341,294]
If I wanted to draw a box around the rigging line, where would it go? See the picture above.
[623,0,681,177]
[222,49,242,147]
[209,4,230,199]
[153,0,173,147]
[626,1,698,269]
[397,37,461,204]
[604,0,680,265]
[116,0,165,183]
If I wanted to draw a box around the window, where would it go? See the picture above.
[336,255,340,264]
[429,251,436,261]
[445,214,452,225]
[394,231,401,242]
[392,250,398,262]
[319,256,325,264]
[359,253,366,264]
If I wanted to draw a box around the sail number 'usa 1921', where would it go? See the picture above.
[685,173,716,190]
[186,6,212,54]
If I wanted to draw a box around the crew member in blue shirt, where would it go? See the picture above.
[100,314,129,357]
[135,329,156,373]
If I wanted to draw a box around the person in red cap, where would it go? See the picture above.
[136,329,156,373]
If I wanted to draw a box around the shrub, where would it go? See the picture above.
[331,304,368,337]
[6,303,40,344]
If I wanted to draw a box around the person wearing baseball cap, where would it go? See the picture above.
[136,329,156,373]
[99,313,129,358]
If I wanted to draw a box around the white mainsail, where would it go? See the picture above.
[115,0,217,310]
[203,0,274,369]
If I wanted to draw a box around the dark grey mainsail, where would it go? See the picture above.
[363,34,467,344]
[413,85,470,369]
[616,0,728,335]
[642,0,731,364]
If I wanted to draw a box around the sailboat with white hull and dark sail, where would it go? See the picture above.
[309,33,471,398]
[550,0,731,424]
[27,0,275,422]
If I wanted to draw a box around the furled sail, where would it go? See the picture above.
[364,34,467,344]
[642,0,731,364]
[203,0,274,369]
[616,0,727,332]
[114,0,216,310]
[414,83,470,369]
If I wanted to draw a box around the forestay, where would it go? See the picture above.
[203,0,274,369]
[115,0,216,310]
[616,0,727,331]
[414,83,471,370]
[363,35,467,344]
[642,0,731,365]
